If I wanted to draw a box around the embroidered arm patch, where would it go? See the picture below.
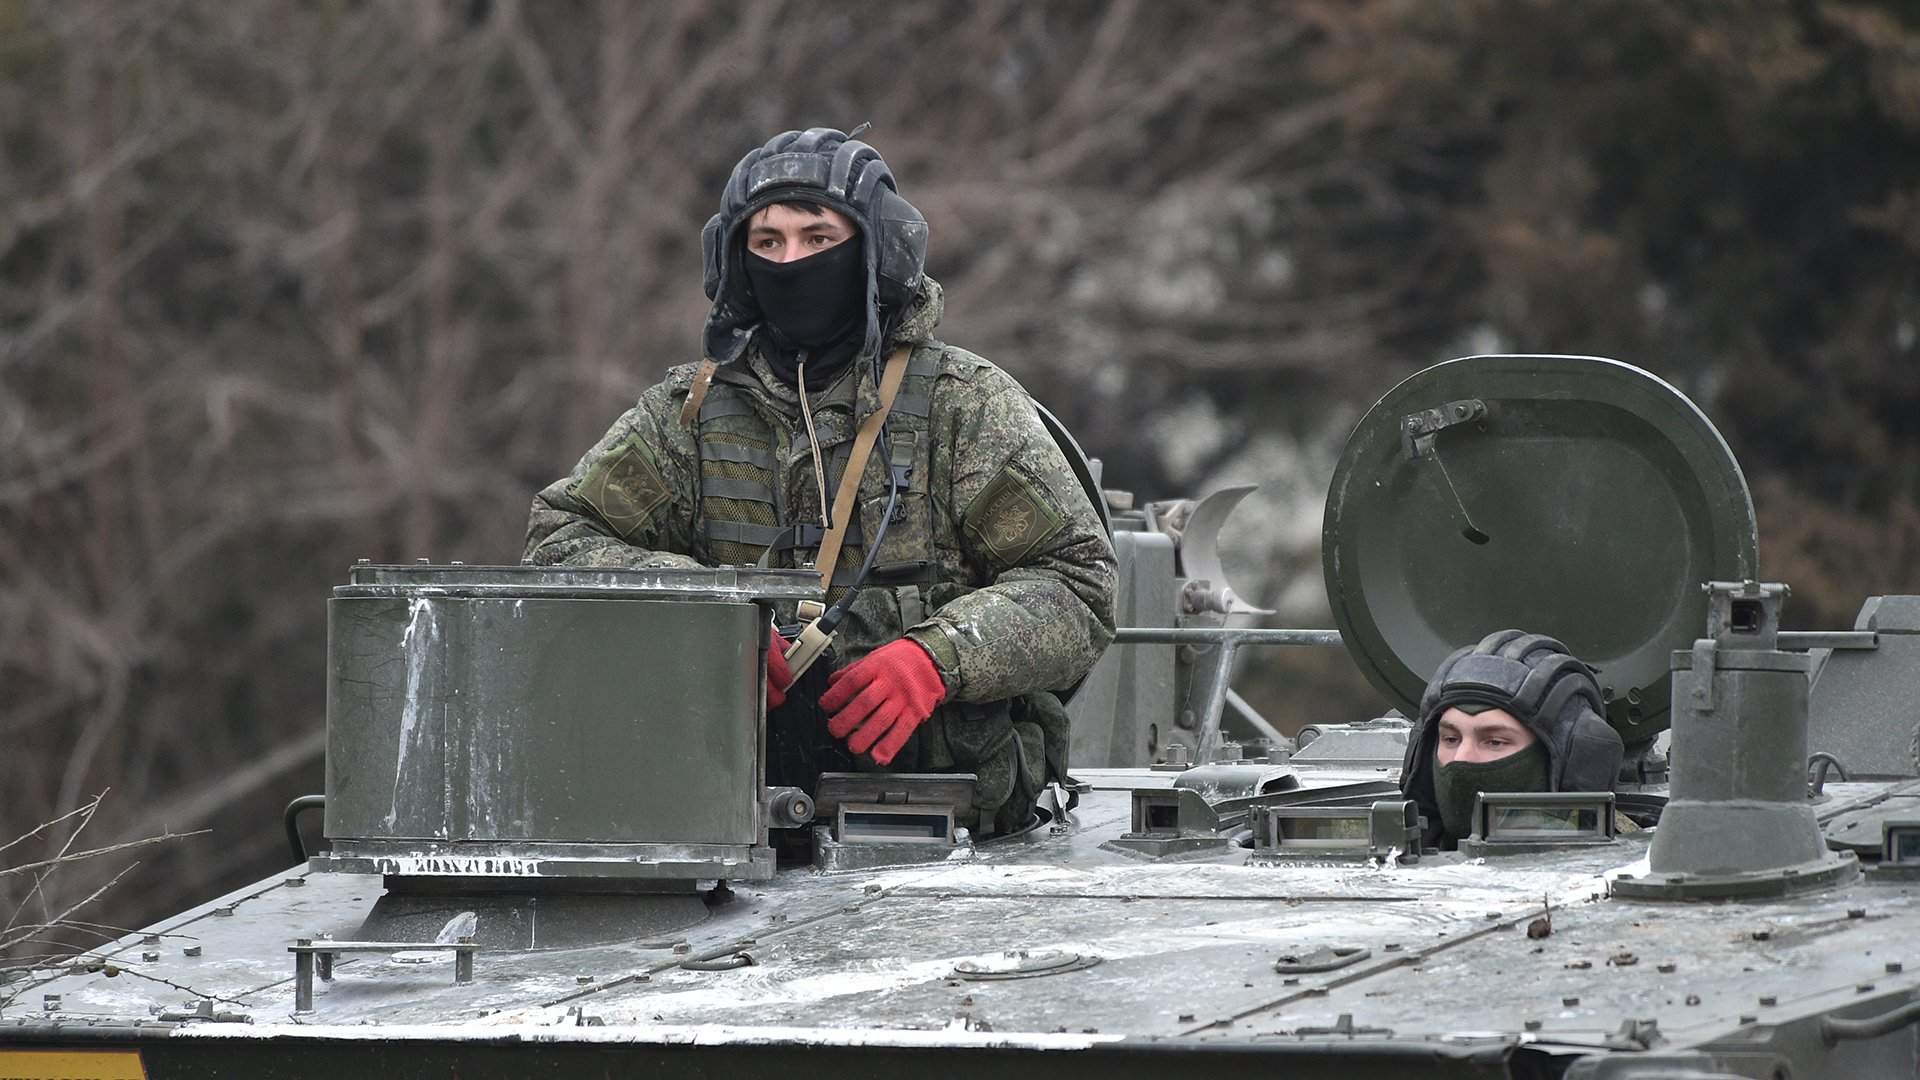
[572,435,672,540]
[964,465,1066,566]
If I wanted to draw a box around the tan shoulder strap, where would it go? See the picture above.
[678,358,720,428]
[783,347,913,679]
[810,346,912,594]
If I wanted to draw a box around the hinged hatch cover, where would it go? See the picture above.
[1322,355,1757,742]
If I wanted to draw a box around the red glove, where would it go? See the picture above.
[820,639,948,766]
[766,632,794,710]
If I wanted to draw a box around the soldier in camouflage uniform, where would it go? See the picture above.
[524,128,1117,834]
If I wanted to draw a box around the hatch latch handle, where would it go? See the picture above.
[1402,398,1491,545]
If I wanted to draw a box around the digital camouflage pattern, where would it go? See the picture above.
[525,277,1117,829]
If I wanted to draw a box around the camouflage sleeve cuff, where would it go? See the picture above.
[906,625,962,686]
[633,552,705,570]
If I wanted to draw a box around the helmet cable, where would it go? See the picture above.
[794,354,832,530]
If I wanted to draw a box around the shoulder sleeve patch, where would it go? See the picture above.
[571,435,672,540]
[935,345,993,381]
[963,465,1066,566]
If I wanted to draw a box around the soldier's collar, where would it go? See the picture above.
[727,340,865,411]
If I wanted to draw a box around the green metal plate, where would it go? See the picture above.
[1322,355,1757,742]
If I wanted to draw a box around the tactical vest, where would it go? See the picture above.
[687,346,1057,832]
[693,347,940,614]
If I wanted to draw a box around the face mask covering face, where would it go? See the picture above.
[1432,739,1550,840]
[743,233,866,351]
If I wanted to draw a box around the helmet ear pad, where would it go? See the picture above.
[1559,707,1625,793]
[871,187,927,311]
[701,214,725,302]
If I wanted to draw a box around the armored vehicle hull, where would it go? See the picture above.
[7,357,1919,1079]
[4,773,1919,1078]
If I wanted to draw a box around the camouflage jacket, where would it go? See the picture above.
[523,277,1117,709]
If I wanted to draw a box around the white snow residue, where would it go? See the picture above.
[603,950,1007,1018]
[386,598,438,830]
[401,596,429,648]
[391,910,480,965]
[1605,854,1652,881]
[435,910,479,943]
[173,1021,1123,1051]
[557,940,1152,1026]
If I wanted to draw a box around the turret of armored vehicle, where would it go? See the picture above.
[4,355,1919,1080]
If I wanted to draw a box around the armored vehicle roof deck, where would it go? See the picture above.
[8,771,1920,1079]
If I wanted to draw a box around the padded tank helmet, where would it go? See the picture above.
[701,127,929,366]
[1400,630,1626,844]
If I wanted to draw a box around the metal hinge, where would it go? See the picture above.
[1401,398,1487,461]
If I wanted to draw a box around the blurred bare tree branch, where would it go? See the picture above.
[0,792,204,975]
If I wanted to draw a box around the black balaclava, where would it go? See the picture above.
[1431,739,1550,840]
[742,232,866,390]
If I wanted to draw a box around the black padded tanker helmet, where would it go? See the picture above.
[1400,630,1625,843]
[701,127,929,366]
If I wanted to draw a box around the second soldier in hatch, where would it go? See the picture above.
[1399,631,1626,848]
[524,127,1117,836]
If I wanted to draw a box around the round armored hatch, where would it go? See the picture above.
[952,949,1101,981]
[1822,796,1920,855]
[1272,945,1370,974]
[1322,355,1757,742]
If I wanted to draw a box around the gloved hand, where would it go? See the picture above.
[766,631,794,710]
[820,638,948,766]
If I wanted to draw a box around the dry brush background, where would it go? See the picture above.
[2,0,1918,955]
